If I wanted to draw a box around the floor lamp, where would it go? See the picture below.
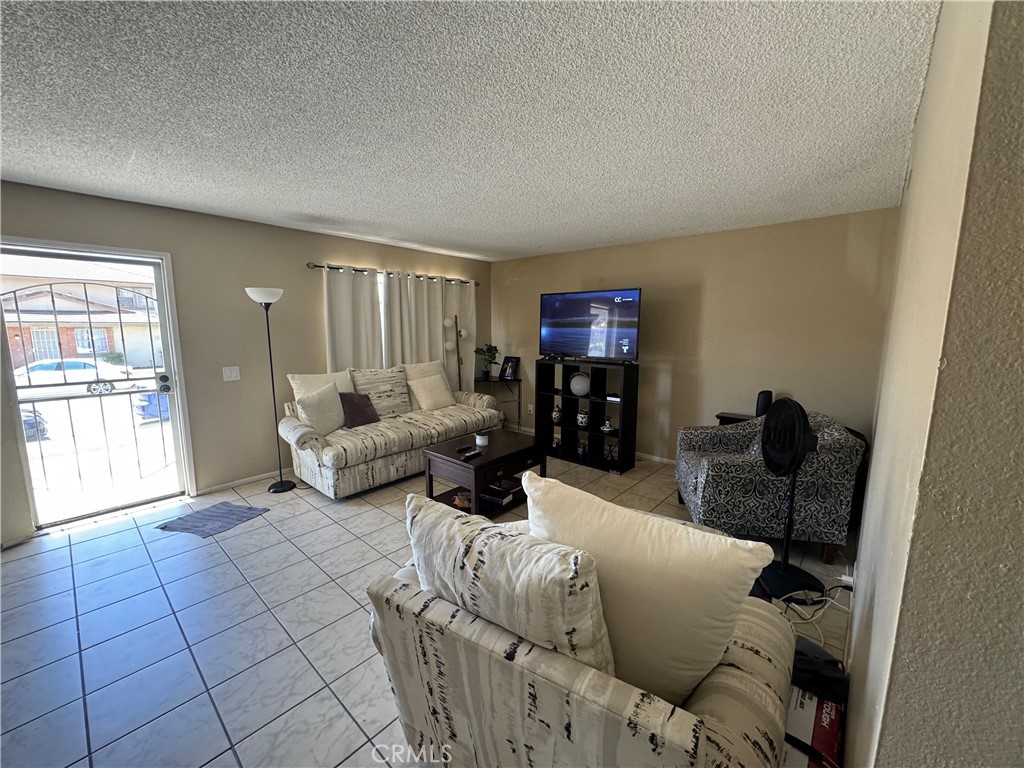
[443,315,464,391]
[245,287,295,494]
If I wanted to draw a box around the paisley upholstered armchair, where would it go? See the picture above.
[675,413,865,562]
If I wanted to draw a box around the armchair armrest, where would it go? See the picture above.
[454,390,500,411]
[278,416,325,454]
[702,452,771,475]
[677,418,763,456]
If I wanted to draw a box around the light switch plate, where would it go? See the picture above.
[223,366,240,382]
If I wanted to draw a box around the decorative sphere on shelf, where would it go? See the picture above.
[569,373,591,397]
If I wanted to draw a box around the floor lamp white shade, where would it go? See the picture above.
[245,287,284,304]
[245,286,294,493]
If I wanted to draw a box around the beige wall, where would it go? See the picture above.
[845,2,1023,765]
[0,182,491,492]
[491,209,897,459]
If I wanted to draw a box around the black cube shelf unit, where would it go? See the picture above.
[535,358,639,474]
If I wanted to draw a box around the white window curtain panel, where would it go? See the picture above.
[443,278,476,392]
[384,273,476,393]
[382,273,444,369]
[324,265,383,371]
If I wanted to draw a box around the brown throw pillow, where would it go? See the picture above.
[339,392,380,428]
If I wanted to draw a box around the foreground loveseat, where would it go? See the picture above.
[369,473,797,768]
[368,517,796,768]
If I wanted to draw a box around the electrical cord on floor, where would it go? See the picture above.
[773,583,852,648]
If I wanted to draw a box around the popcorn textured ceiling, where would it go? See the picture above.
[0,2,939,260]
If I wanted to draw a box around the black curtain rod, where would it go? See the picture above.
[305,261,478,286]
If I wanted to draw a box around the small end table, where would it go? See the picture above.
[474,377,522,430]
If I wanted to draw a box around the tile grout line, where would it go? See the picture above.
[67,534,96,768]
[134,526,244,768]
[213,538,383,756]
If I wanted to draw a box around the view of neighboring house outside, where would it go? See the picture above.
[1,255,163,371]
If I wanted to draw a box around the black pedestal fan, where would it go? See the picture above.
[758,398,826,601]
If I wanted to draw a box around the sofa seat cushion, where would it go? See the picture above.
[320,404,501,469]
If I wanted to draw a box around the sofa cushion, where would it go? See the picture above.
[407,374,455,411]
[295,383,345,433]
[407,495,615,674]
[403,360,447,410]
[523,471,773,705]
[339,392,380,429]
[287,371,354,401]
[351,366,411,418]
[319,404,502,469]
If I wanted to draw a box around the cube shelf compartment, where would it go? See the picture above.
[534,358,639,474]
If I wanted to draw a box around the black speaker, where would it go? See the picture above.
[756,390,773,417]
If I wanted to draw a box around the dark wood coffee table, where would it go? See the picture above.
[423,430,546,517]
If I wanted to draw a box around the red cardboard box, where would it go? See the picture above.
[782,687,844,768]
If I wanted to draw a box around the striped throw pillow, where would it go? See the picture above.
[406,494,615,674]
[350,366,411,418]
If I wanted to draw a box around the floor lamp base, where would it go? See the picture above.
[267,479,296,494]
[758,560,825,602]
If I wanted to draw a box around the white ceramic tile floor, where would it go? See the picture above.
[0,459,854,767]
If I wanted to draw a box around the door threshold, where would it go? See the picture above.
[38,492,186,532]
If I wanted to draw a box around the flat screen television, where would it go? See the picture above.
[539,288,641,361]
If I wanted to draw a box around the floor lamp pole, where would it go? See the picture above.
[454,314,463,391]
[260,302,294,494]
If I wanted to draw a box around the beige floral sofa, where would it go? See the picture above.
[278,364,503,499]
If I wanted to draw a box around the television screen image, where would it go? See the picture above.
[539,288,641,361]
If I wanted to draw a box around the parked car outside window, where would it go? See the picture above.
[13,358,135,396]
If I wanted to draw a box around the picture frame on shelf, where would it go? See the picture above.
[498,356,520,381]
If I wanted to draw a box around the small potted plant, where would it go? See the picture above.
[474,344,499,380]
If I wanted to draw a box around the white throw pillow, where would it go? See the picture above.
[407,374,455,411]
[403,360,447,409]
[522,471,773,705]
[287,371,354,401]
[407,494,615,674]
[294,383,345,434]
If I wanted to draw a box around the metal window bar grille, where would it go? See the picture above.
[1,281,172,504]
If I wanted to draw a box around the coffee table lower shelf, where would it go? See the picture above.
[432,485,526,518]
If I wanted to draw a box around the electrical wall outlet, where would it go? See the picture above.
[527,404,534,414]
[223,366,240,382]
[839,574,854,587]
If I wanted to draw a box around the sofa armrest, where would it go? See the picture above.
[278,416,325,454]
[684,598,796,768]
[677,418,762,455]
[454,390,500,411]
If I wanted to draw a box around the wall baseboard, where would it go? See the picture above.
[504,427,673,465]
[198,468,294,496]
[636,451,673,465]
